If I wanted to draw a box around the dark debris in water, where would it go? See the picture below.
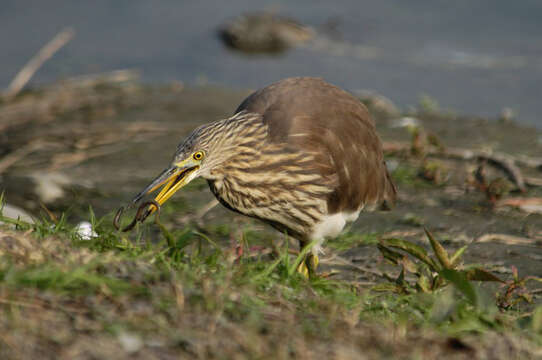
[218,12,314,54]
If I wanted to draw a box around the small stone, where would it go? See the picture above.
[118,332,143,354]
[75,221,98,240]
[0,203,34,224]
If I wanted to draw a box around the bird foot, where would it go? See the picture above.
[296,254,319,278]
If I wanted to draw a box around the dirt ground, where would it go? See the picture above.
[2,78,542,358]
[2,78,542,282]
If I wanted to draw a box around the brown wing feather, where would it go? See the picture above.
[236,77,396,214]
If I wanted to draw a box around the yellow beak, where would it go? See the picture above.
[132,161,199,213]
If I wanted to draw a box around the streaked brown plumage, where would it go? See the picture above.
[132,77,396,274]
[236,77,396,213]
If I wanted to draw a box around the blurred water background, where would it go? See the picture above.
[2,0,541,125]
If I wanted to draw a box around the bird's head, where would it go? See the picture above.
[131,123,220,208]
[131,111,261,211]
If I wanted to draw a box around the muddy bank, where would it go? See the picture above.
[1,78,542,283]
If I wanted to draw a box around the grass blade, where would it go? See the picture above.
[440,268,478,307]
[450,245,468,267]
[464,268,504,283]
[377,244,403,265]
[380,238,439,271]
[424,227,452,269]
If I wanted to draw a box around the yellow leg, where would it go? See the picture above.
[308,253,319,273]
[296,253,319,278]
[296,260,310,278]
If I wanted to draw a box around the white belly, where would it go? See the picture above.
[309,210,361,254]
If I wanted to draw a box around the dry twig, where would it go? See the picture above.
[0,140,52,174]
[475,233,536,246]
[496,197,542,214]
[0,69,139,134]
[383,141,528,191]
[4,28,75,99]
[321,254,385,278]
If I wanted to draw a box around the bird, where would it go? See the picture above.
[130,77,396,276]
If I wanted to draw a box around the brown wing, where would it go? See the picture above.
[236,77,396,214]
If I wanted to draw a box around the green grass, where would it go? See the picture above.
[0,209,541,358]
[327,231,379,251]
[391,163,436,188]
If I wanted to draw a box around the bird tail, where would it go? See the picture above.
[380,163,397,211]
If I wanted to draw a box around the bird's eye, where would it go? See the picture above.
[193,151,205,161]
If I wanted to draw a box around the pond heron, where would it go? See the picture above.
[132,77,396,276]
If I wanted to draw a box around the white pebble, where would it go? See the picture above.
[74,221,98,240]
[1,203,34,224]
[118,332,143,353]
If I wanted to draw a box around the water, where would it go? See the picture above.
[2,0,542,126]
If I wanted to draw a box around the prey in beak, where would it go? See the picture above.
[114,159,200,231]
